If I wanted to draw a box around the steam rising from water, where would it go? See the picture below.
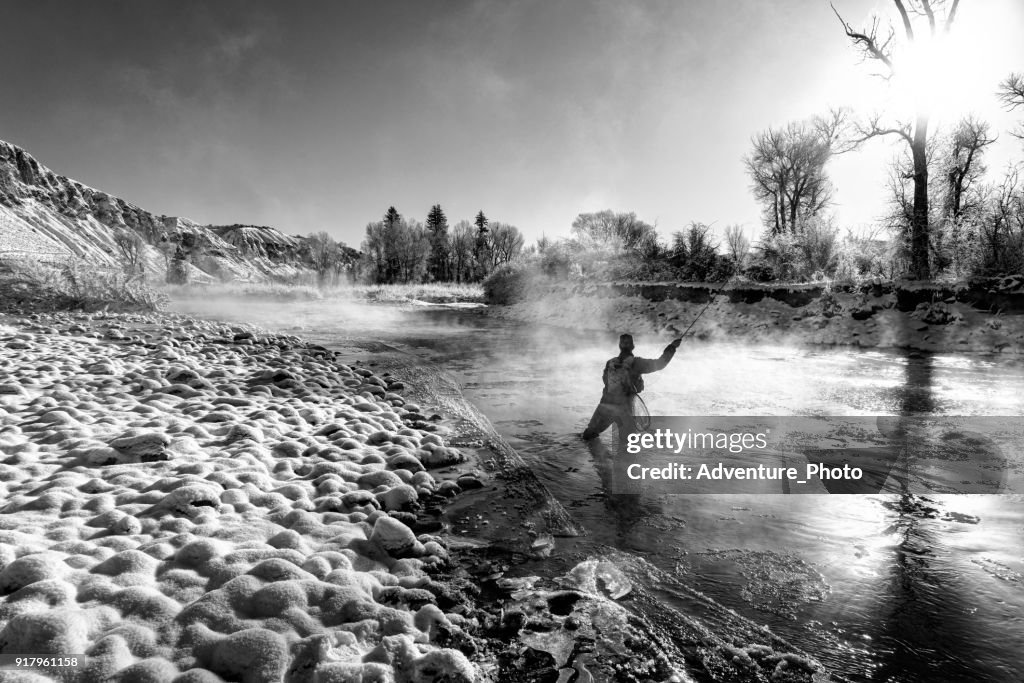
[167,291,1024,683]
[168,292,1024,421]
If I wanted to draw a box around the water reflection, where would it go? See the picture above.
[585,436,665,546]
[875,352,995,682]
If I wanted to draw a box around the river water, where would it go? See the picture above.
[171,298,1024,683]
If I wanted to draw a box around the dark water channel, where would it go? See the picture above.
[172,298,1024,683]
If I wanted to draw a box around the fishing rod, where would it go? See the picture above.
[634,272,739,430]
[677,272,739,340]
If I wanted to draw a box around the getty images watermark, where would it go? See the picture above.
[608,416,1021,495]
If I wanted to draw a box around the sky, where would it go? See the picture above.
[1,0,1021,247]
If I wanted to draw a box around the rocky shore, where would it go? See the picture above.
[0,312,490,681]
[0,310,855,682]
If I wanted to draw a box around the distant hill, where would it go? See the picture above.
[0,140,324,282]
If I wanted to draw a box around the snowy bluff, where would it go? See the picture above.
[0,140,312,283]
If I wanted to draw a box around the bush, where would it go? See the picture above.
[537,241,573,278]
[742,260,777,282]
[708,255,738,281]
[352,283,484,304]
[751,222,844,282]
[597,254,681,282]
[670,223,721,281]
[162,281,325,301]
[795,218,840,276]
[0,257,168,313]
[482,262,533,304]
[754,232,800,281]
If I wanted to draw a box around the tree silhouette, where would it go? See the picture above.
[426,204,449,281]
[305,232,356,286]
[473,210,491,279]
[488,222,525,267]
[450,220,476,283]
[570,211,657,253]
[745,111,850,235]
[833,0,962,279]
[999,73,1024,139]
[382,207,402,281]
[941,117,995,223]
[112,229,146,278]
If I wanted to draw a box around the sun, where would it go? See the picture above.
[888,28,969,123]
[882,4,1016,127]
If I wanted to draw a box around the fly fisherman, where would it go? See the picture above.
[581,333,681,442]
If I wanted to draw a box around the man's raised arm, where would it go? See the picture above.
[634,338,682,374]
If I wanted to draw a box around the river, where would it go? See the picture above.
[171,297,1024,683]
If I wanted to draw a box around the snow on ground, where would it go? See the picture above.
[0,313,478,681]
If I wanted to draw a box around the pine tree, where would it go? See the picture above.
[474,210,488,235]
[382,207,402,281]
[473,210,491,280]
[426,204,449,281]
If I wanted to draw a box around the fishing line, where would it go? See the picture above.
[678,272,739,338]
[633,273,738,432]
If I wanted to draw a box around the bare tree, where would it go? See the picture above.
[942,116,996,222]
[113,229,145,277]
[392,220,430,283]
[833,0,961,279]
[489,222,525,267]
[723,224,751,265]
[570,211,657,253]
[999,73,1024,139]
[360,222,388,283]
[305,232,356,286]
[745,111,850,235]
[885,153,916,236]
[980,164,1024,273]
[449,220,476,284]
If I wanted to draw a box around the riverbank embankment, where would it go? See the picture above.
[488,277,1024,354]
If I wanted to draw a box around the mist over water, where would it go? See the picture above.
[171,294,1024,683]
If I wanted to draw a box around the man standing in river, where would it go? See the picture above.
[581,333,681,442]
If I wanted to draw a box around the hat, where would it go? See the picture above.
[618,334,634,350]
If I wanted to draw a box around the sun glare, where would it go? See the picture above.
[878,4,1015,126]
[889,29,965,122]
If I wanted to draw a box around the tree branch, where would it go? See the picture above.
[999,73,1024,110]
[945,0,960,31]
[856,114,914,146]
[892,0,916,39]
[831,3,896,72]
[919,0,937,33]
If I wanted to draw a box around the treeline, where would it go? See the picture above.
[494,210,741,286]
[740,107,1024,282]
[359,205,524,284]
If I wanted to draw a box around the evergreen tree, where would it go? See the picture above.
[474,210,488,235]
[426,204,449,281]
[473,210,491,280]
[382,207,402,281]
